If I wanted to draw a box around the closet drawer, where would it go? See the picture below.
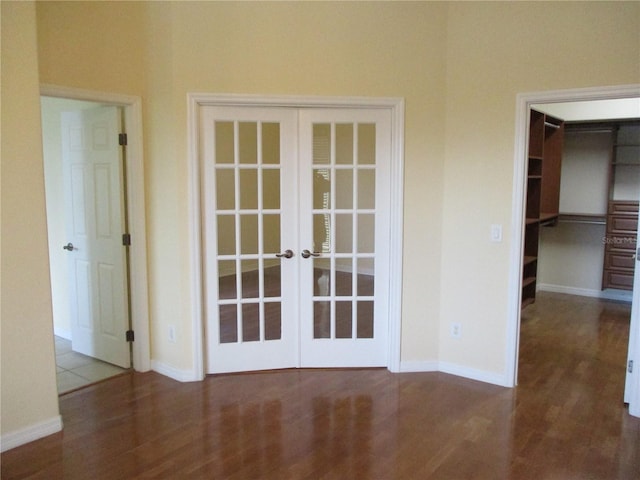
[603,270,635,291]
[607,215,638,235]
[604,234,637,251]
[604,251,636,271]
[608,201,639,216]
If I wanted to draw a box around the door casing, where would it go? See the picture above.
[188,94,405,380]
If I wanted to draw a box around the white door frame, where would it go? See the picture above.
[188,93,405,380]
[507,84,640,415]
[41,84,151,372]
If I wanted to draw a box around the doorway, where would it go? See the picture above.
[42,97,131,391]
[190,94,405,377]
[40,85,151,390]
[508,85,640,417]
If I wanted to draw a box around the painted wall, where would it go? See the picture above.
[1,1,61,444]
[3,1,637,442]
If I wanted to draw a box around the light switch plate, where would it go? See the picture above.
[491,224,502,242]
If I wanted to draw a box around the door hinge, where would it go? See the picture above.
[119,133,128,146]
[122,233,131,246]
[126,330,135,342]
[629,360,634,373]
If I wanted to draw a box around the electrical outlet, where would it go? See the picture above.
[450,322,462,339]
[168,325,176,343]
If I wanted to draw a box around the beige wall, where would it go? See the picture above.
[1,1,61,439]
[3,0,639,443]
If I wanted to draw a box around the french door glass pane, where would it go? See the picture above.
[314,301,331,338]
[357,123,375,165]
[313,258,331,296]
[358,170,375,209]
[313,169,331,209]
[313,213,331,253]
[219,304,238,343]
[357,301,374,338]
[263,169,280,209]
[217,215,235,255]
[240,169,258,209]
[240,215,258,254]
[215,122,234,164]
[336,124,354,165]
[335,265,352,296]
[242,303,260,342]
[263,214,280,254]
[264,264,281,298]
[335,170,353,209]
[335,301,352,338]
[313,124,331,164]
[239,122,257,164]
[357,214,375,253]
[335,214,353,253]
[262,123,280,165]
[218,260,237,299]
[264,302,282,340]
[216,169,235,210]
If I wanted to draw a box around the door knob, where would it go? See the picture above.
[301,249,321,259]
[63,242,75,251]
[276,249,294,259]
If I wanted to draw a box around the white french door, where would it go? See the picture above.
[202,106,391,374]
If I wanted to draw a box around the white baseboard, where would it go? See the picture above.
[538,283,632,303]
[438,361,510,387]
[399,360,510,387]
[0,415,63,452]
[399,360,438,373]
[151,360,203,383]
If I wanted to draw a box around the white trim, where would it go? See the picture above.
[40,84,151,373]
[398,360,509,387]
[438,362,510,387]
[188,93,404,376]
[508,84,640,392]
[0,416,63,452]
[538,283,632,303]
[399,360,438,373]
[151,360,201,383]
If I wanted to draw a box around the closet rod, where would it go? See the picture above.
[544,121,561,129]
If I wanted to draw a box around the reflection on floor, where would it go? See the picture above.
[55,336,128,394]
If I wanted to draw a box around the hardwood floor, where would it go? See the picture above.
[2,292,639,479]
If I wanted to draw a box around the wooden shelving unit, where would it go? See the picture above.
[522,109,564,309]
[602,121,640,291]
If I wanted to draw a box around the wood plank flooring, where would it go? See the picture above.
[2,292,639,479]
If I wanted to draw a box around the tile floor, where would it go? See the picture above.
[55,336,128,394]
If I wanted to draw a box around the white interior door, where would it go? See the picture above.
[62,106,130,368]
[202,107,299,374]
[202,106,391,374]
[298,109,391,367]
